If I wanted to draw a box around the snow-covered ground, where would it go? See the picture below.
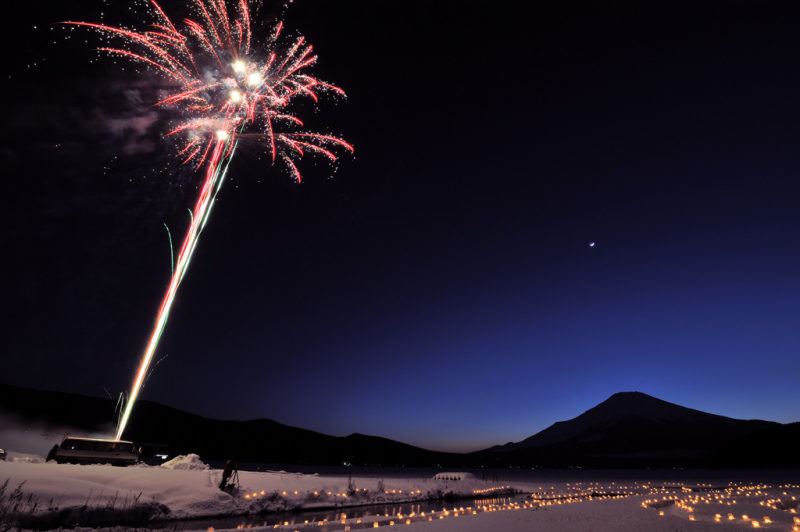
[2,453,799,531]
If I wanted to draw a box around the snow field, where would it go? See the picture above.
[2,455,799,531]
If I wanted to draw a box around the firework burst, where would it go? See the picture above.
[66,0,352,439]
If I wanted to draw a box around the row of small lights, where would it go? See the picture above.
[244,485,529,500]
[231,484,632,530]
[221,505,800,532]
[473,485,512,494]
[643,482,800,530]
[763,484,800,514]
[243,481,642,504]
[222,500,543,530]
[244,488,427,500]
[234,480,799,531]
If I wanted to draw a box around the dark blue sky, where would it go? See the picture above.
[3,0,799,452]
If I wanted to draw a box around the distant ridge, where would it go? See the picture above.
[0,385,789,468]
[0,383,461,467]
[706,421,800,468]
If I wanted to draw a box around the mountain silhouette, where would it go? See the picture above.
[480,391,778,467]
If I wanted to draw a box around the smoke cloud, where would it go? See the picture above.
[0,411,113,459]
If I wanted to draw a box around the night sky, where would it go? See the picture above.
[3,0,799,453]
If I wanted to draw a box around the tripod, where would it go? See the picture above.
[226,469,240,490]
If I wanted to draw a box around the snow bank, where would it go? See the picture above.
[160,453,209,470]
[7,452,45,464]
[0,460,508,522]
[1,460,798,532]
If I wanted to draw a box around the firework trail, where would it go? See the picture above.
[66,0,352,440]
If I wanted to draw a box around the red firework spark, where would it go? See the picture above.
[67,0,352,181]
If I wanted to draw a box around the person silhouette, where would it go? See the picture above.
[219,457,237,490]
